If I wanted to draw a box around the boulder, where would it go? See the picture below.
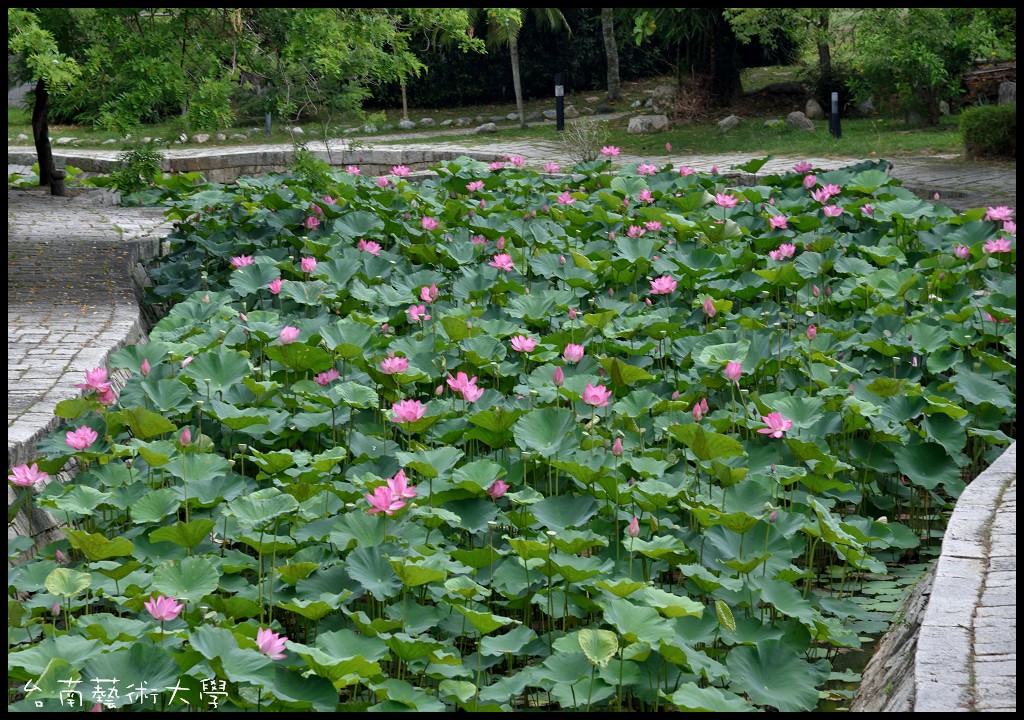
[16,133,29,142]
[856,98,876,116]
[542,109,557,120]
[506,112,519,121]
[717,115,740,133]
[139,137,152,143]
[585,95,600,103]
[581,107,596,115]
[939,101,950,116]
[475,115,484,123]
[291,126,304,135]
[230,133,247,140]
[999,81,1016,105]
[595,103,616,114]
[398,119,417,130]
[805,99,825,120]
[440,119,453,127]
[54,137,76,145]
[651,84,677,114]
[525,111,543,122]
[489,115,505,123]
[455,117,473,127]
[101,138,117,145]
[627,114,670,135]
[474,123,498,134]
[564,105,579,119]
[786,111,815,131]
[215,133,227,141]
[191,133,210,143]
[419,117,435,127]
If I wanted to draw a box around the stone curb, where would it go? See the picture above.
[915,442,1017,712]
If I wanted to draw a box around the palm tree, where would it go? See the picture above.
[480,8,569,129]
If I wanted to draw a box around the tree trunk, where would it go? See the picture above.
[31,78,62,195]
[401,80,409,122]
[601,8,620,102]
[510,34,526,129]
[816,12,833,98]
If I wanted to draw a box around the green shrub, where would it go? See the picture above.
[109,142,165,195]
[960,104,1016,159]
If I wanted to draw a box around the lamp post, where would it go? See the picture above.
[555,73,565,132]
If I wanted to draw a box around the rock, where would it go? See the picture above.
[939,101,950,116]
[581,107,596,115]
[564,105,579,119]
[805,98,825,120]
[230,133,247,140]
[215,133,227,141]
[644,98,653,108]
[627,114,670,135]
[764,119,784,128]
[398,119,417,130]
[362,124,377,133]
[55,137,76,145]
[595,103,615,114]
[651,84,677,114]
[379,123,393,131]
[101,138,117,145]
[488,115,505,123]
[506,112,518,121]
[291,126,304,135]
[856,98,875,116]
[525,111,543,122]
[440,119,453,127]
[718,115,741,133]
[586,95,599,103]
[760,80,806,95]
[542,109,557,120]
[419,117,435,127]
[192,133,210,143]
[785,111,815,132]
[631,100,643,108]
[455,117,473,127]
[998,81,1016,105]
[474,123,498,134]
[16,133,29,142]
[475,115,484,123]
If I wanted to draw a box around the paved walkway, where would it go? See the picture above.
[6,137,1016,711]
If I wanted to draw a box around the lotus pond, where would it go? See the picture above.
[8,155,1016,712]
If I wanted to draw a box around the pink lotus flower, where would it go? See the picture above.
[757,412,793,438]
[420,284,439,303]
[612,437,623,457]
[447,371,478,394]
[314,369,340,386]
[66,426,99,451]
[822,183,841,196]
[807,324,817,340]
[637,162,658,175]
[1004,220,1016,235]
[769,243,796,261]
[507,154,525,166]
[489,254,515,271]
[793,161,813,173]
[802,174,817,190]
[715,193,737,208]
[627,225,645,238]
[381,355,409,375]
[811,188,833,203]
[366,485,406,516]
[407,305,431,323]
[543,162,560,173]
[357,239,381,255]
[55,549,68,564]
[813,284,820,297]
[230,255,254,269]
[75,368,111,395]
[711,165,719,175]
[462,383,485,403]
[391,399,427,424]
[421,216,439,231]
[568,308,578,320]
[665,142,672,152]
[510,335,537,353]
[983,238,1012,254]
[768,215,788,230]
[488,161,505,172]
[279,326,300,344]
[470,235,488,246]
[650,275,677,295]
[985,206,1014,223]
[645,221,662,232]
[692,403,703,422]
[724,361,743,383]
[601,146,620,157]
[496,237,506,250]
[304,215,320,231]
[863,204,875,216]
[679,166,696,176]
[557,191,575,205]
[703,298,716,317]
[8,463,48,487]
[256,627,288,660]
[466,180,485,192]
[388,469,418,500]
[822,204,844,217]
[563,343,585,363]
[377,177,391,188]
[487,478,509,500]
[582,383,611,407]
[140,359,151,377]
[627,516,640,538]
[300,256,317,273]
[346,165,361,175]
[179,428,192,446]
[181,356,194,368]
[392,165,410,177]
[267,278,282,295]
[144,595,184,622]
[552,366,565,387]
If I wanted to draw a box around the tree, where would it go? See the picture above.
[480,9,570,129]
[601,8,620,102]
[8,9,80,193]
